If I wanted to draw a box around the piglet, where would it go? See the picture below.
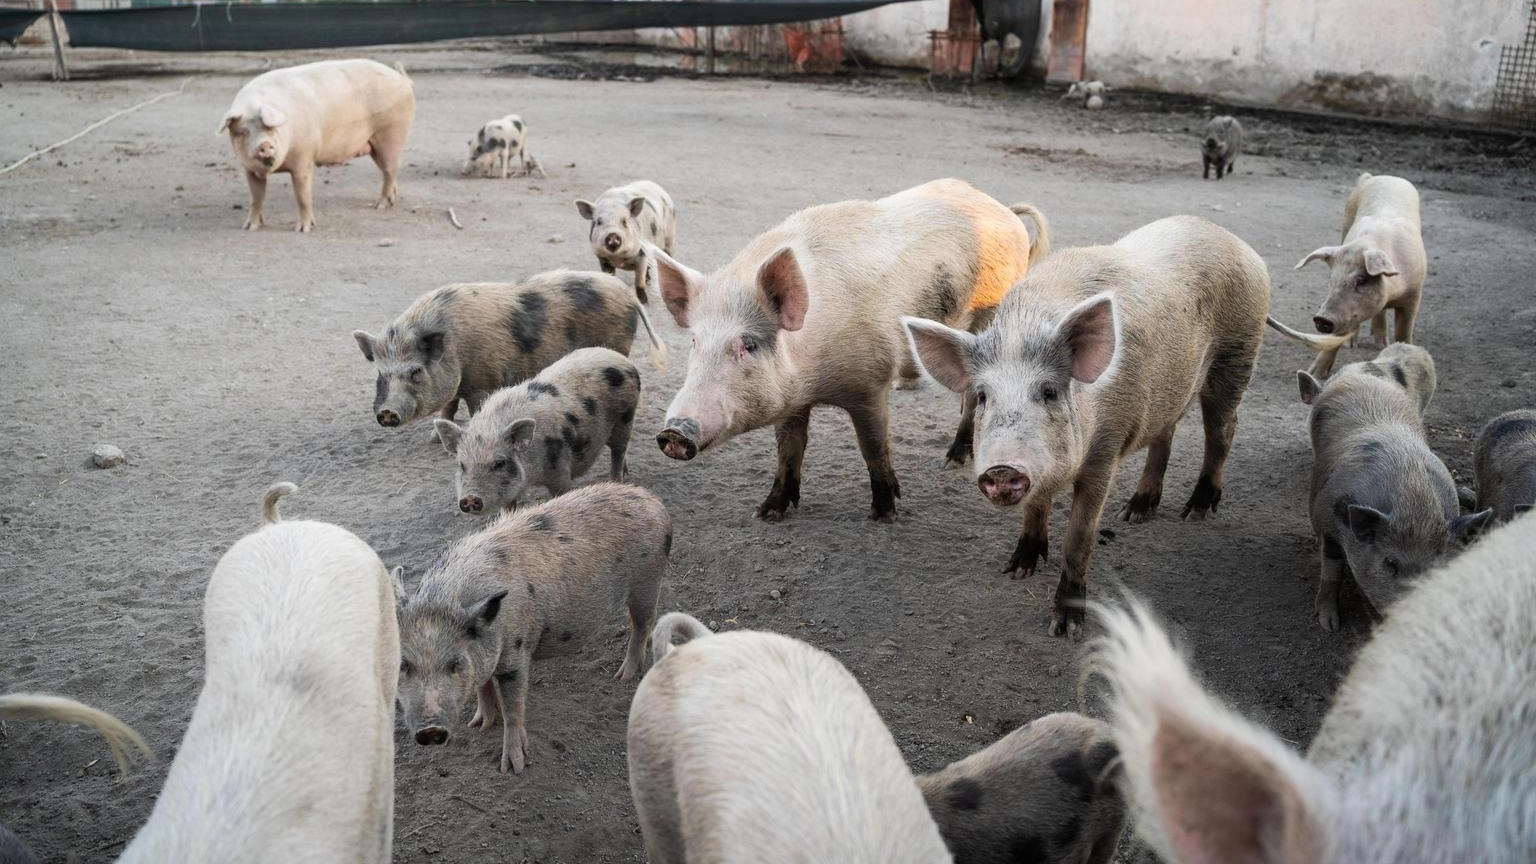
[118,483,400,863]
[1474,409,1536,523]
[1300,356,1490,630]
[575,181,677,304]
[630,614,953,863]
[918,713,1127,864]
[220,59,415,233]
[396,483,669,774]
[435,347,640,514]
[1200,115,1242,180]
[463,114,544,179]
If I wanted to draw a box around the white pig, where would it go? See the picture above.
[631,613,954,863]
[575,180,677,305]
[117,483,399,864]
[463,114,543,179]
[219,59,416,233]
[1092,507,1536,864]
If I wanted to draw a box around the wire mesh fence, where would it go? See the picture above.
[1493,0,1536,130]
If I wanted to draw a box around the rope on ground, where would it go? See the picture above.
[0,77,195,177]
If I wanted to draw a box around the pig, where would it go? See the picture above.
[652,178,1051,523]
[434,347,640,514]
[118,483,399,864]
[905,216,1268,638]
[1473,408,1536,523]
[1333,341,1437,415]
[1092,509,1536,864]
[917,713,1127,864]
[630,613,954,863]
[0,824,37,864]
[462,114,544,179]
[1200,115,1242,180]
[1299,362,1490,631]
[1293,173,1427,377]
[219,59,415,233]
[395,482,669,774]
[575,181,677,305]
[353,270,667,430]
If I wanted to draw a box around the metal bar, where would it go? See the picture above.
[47,0,69,81]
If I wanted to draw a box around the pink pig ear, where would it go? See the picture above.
[1059,293,1117,384]
[1294,246,1341,270]
[258,104,288,129]
[650,242,706,329]
[217,112,239,135]
[757,247,809,332]
[1363,249,1399,277]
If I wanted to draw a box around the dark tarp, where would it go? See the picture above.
[0,7,42,45]
[59,0,903,52]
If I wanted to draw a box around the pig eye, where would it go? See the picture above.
[408,367,426,383]
[492,459,508,471]
[1040,383,1060,403]
[446,657,464,674]
[974,387,987,407]
[458,461,466,472]
[740,336,758,355]
[1384,556,1400,574]
[400,658,412,675]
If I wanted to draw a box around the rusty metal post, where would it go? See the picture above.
[706,26,716,74]
[47,0,70,81]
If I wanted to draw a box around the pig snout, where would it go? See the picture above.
[255,140,277,168]
[657,418,702,461]
[1313,315,1337,335]
[459,495,484,514]
[376,408,402,427]
[978,465,1031,506]
[414,725,449,746]
[603,233,623,253]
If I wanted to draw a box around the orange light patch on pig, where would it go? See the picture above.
[966,211,1034,311]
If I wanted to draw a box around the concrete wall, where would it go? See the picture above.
[1084,0,1528,122]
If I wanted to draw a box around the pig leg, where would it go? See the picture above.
[499,147,511,180]
[1202,158,1211,180]
[1052,465,1115,639]
[617,576,660,681]
[1370,310,1389,349]
[600,261,617,276]
[757,407,812,522]
[849,396,901,522]
[1121,427,1175,523]
[544,461,573,498]
[493,655,532,774]
[633,251,651,305]
[1004,498,1051,578]
[369,130,406,209]
[1315,537,1346,632]
[1182,352,1252,520]
[243,171,267,230]
[468,679,500,729]
[1307,345,1340,383]
[291,164,316,233]
[944,390,978,467]
[1215,161,1225,180]
[608,415,633,482]
[1394,296,1418,344]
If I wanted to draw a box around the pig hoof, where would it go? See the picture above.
[758,506,791,523]
[870,507,898,524]
[1047,611,1085,641]
[1004,535,1048,578]
[1180,477,1223,520]
[1120,491,1161,523]
[1317,605,1340,632]
[243,218,262,231]
[943,442,972,469]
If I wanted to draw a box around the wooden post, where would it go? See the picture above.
[47,0,69,81]
[706,26,716,74]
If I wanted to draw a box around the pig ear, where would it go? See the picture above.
[757,247,810,332]
[1346,504,1387,543]
[353,330,378,362]
[575,199,595,220]
[258,104,287,129]
[504,418,536,448]
[418,331,447,364]
[389,566,408,607]
[1363,249,1399,278]
[651,243,707,328]
[462,589,508,635]
[1297,371,1324,405]
[217,112,239,135]
[1094,600,1332,864]
[628,197,646,218]
[902,317,977,393]
[1059,293,1117,384]
[1450,508,1494,544]
[1515,504,1533,517]
[434,420,464,455]
[1294,246,1342,270]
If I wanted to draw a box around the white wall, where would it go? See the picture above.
[841,0,948,66]
[1084,0,1527,122]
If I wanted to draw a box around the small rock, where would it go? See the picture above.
[707,620,719,631]
[769,589,782,601]
[1501,378,1517,388]
[91,444,125,469]
[378,239,397,247]
[1047,664,1063,678]
[546,233,565,244]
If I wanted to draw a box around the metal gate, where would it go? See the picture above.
[1493,0,1536,130]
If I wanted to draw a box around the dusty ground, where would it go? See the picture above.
[2,39,1534,864]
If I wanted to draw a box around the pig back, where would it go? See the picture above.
[243,59,413,165]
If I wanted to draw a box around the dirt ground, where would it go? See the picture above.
[2,39,1533,864]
